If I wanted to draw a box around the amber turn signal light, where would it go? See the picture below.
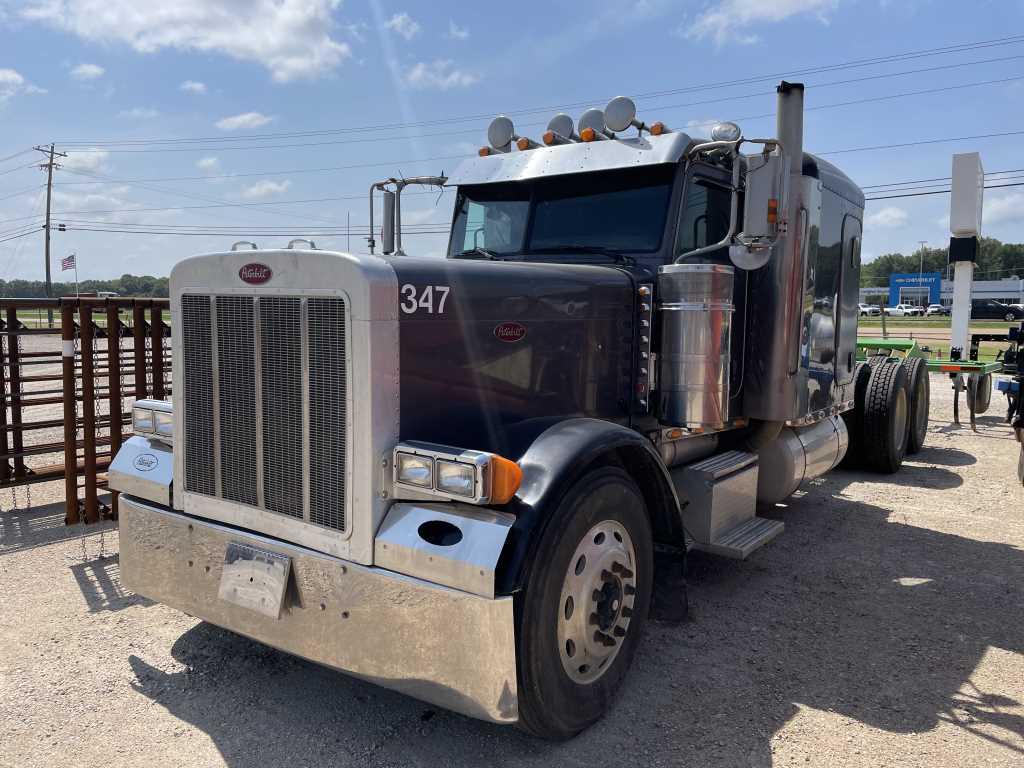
[489,455,523,505]
[478,146,491,157]
[542,130,556,146]
[650,121,667,136]
[580,127,596,142]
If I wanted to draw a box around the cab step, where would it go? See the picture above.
[687,516,785,559]
[672,449,784,560]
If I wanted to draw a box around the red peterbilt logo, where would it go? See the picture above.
[239,263,272,284]
[493,322,526,343]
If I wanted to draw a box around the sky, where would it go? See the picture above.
[1,0,1024,280]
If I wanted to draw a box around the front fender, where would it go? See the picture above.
[496,418,682,594]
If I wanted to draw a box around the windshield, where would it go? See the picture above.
[448,165,675,259]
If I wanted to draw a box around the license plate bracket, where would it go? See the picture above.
[218,542,292,619]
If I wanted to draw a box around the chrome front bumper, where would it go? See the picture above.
[119,496,518,723]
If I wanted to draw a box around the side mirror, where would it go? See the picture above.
[381,189,396,255]
[731,149,787,270]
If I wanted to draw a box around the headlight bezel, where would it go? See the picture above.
[132,399,173,443]
[391,442,499,505]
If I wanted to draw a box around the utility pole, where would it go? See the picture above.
[34,144,67,328]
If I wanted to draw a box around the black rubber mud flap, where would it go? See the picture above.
[902,356,930,454]
[650,543,688,623]
[862,360,910,474]
[839,362,873,468]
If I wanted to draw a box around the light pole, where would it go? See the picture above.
[917,240,928,307]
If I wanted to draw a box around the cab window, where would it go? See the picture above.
[677,178,731,255]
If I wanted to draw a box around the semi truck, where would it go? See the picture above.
[109,81,926,739]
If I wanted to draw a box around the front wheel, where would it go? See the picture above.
[1006,312,1016,322]
[516,467,654,740]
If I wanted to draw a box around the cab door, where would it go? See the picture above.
[834,214,862,385]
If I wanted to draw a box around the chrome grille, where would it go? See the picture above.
[308,298,348,531]
[216,297,258,507]
[181,293,348,533]
[182,296,215,496]
[260,297,304,519]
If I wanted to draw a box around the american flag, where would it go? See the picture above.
[61,253,76,271]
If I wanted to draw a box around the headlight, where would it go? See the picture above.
[436,460,475,497]
[154,410,174,438]
[133,399,173,441]
[396,452,433,488]
[392,442,522,505]
[133,405,154,434]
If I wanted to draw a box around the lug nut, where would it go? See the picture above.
[624,584,636,596]
[589,612,600,626]
[613,626,626,637]
[592,589,603,601]
[601,569,615,582]
[621,606,633,618]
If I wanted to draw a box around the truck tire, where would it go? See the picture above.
[902,357,930,454]
[862,360,910,474]
[515,466,653,740]
[867,353,888,368]
[966,372,992,414]
[839,362,872,468]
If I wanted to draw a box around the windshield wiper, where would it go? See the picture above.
[532,245,633,264]
[453,247,504,261]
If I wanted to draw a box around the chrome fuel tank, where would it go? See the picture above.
[756,414,849,504]
[656,263,734,429]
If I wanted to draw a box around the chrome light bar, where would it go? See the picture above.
[133,398,173,442]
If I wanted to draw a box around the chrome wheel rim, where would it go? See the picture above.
[557,520,637,685]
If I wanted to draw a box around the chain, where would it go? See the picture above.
[18,324,31,513]
[71,321,89,563]
[93,325,105,559]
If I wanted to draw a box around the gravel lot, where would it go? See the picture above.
[1,374,1022,768]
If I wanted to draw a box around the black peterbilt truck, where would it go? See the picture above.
[110,82,923,739]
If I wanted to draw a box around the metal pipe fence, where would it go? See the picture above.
[0,297,170,524]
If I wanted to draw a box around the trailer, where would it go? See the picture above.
[109,81,923,739]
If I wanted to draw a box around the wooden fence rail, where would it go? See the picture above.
[0,297,170,524]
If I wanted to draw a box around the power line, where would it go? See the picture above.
[862,168,1024,189]
[0,148,35,164]
[0,227,42,245]
[0,161,38,177]
[865,181,1024,201]
[821,129,1024,156]
[52,34,1024,147]
[61,225,450,237]
[0,185,45,204]
[50,58,1024,155]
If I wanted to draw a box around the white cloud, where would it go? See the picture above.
[215,111,273,131]
[405,60,479,90]
[447,20,469,40]
[70,62,105,80]
[21,1,351,82]
[241,179,291,199]
[984,192,1024,226]
[62,148,110,172]
[866,206,909,229]
[117,107,159,119]
[384,12,420,40]
[196,156,219,171]
[0,68,46,103]
[179,80,206,94]
[684,0,839,45]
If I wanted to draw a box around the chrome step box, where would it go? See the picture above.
[672,450,783,559]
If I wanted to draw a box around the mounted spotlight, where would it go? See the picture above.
[487,115,515,153]
[577,108,614,142]
[542,113,579,145]
[604,96,647,135]
[710,121,742,142]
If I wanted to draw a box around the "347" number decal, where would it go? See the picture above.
[400,284,450,314]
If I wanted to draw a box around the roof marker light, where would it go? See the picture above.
[650,121,669,136]
[577,108,613,141]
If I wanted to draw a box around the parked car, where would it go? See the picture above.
[884,303,924,317]
[971,298,1024,321]
[857,303,881,316]
[925,304,949,316]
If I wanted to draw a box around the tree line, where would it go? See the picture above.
[0,274,169,298]
[861,237,1024,287]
